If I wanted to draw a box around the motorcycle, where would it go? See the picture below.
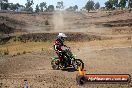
[51,47,84,71]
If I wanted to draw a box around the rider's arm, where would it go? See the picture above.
[63,45,67,47]
[63,45,70,49]
[54,40,62,51]
[54,45,61,50]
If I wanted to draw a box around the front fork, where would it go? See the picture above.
[71,59,75,66]
[51,57,59,64]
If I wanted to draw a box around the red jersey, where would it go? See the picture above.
[53,38,64,51]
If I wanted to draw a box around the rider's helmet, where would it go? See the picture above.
[58,33,67,42]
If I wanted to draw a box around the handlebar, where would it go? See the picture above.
[58,46,71,53]
[64,46,70,49]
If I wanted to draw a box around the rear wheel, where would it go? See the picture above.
[73,59,84,71]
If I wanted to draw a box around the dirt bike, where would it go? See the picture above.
[51,47,84,71]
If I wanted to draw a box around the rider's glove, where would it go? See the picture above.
[63,45,67,47]
[59,51,62,53]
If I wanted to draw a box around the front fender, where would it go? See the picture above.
[51,57,59,60]
[71,54,76,60]
[51,57,60,65]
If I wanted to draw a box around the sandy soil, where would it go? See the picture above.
[0,39,132,88]
[0,10,132,88]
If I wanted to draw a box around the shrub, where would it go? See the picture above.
[17,52,21,55]
[0,50,2,56]
[12,54,16,57]
[23,51,26,54]
[45,20,49,25]
[4,50,9,55]
[42,48,44,51]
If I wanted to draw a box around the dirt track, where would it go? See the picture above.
[0,11,132,88]
[0,40,132,88]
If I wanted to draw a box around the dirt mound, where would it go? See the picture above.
[0,42,132,88]
[102,19,132,27]
[112,28,132,34]
[0,16,26,33]
[0,16,25,26]
[108,10,126,16]
[14,33,109,42]
[0,23,20,44]
[0,23,15,34]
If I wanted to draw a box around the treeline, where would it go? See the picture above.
[0,0,30,11]
[35,1,65,12]
[0,0,132,12]
[105,0,132,10]
[0,0,64,12]
[85,0,132,12]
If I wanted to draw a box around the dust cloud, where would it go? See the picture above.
[52,12,65,31]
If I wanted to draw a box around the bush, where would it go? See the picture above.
[42,48,44,51]
[13,38,16,42]
[12,54,16,57]
[17,52,21,55]
[45,20,49,25]
[4,50,9,55]
[0,50,2,56]
[23,51,26,54]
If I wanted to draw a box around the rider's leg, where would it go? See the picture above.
[59,52,67,68]
[62,52,71,65]
[56,51,62,61]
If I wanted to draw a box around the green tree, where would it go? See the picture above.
[105,0,113,10]
[16,3,20,10]
[0,0,8,3]
[105,0,119,9]
[1,3,9,10]
[128,0,132,8]
[66,6,73,11]
[56,1,64,10]
[119,0,128,9]
[0,0,9,10]
[47,5,54,12]
[39,2,47,12]
[113,0,119,7]
[35,4,40,12]
[73,5,78,11]
[94,2,100,9]
[25,0,34,12]
[85,0,95,12]
[66,5,78,11]
[9,3,24,11]
[3,0,8,2]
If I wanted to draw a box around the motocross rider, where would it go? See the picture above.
[53,33,69,67]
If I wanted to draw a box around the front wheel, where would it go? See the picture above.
[51,59,60,70]
[73,59,84,71]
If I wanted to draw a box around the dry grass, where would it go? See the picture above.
[0,41,52,55]
[67,39,132,50]
[0,41,76,56]
[0,38,131,56]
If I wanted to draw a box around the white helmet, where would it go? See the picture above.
[58,33,67,37]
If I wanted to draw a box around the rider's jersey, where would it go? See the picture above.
[53,38,64,51]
